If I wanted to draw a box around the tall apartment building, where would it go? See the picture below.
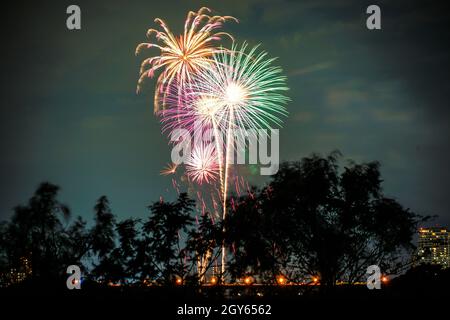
[416,227,449,268]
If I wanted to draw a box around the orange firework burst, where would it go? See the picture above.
[136,7,237,112]
[160,162,178,176]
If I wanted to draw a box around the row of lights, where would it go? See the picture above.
[176,275,287,286]
[175,275,319,285]
[175,275,389,286]
[175,276,218,285]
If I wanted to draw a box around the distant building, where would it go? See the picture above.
[0,256,32,287]
[416,227,449,268]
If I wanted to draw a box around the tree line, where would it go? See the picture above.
[0,152,427,288]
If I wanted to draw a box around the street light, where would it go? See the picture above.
[277,275,287,285]
[244,276,254,285]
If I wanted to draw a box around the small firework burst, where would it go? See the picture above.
[160,162,178,175]
[185,143,220,184]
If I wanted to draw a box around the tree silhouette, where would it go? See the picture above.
[186,213,222,283]
[60,215,90,269]
[90,195,118,283]
[0,152,431,291]
[225,188,290,282]
[113,218,139,283]
[142,193,195,284]
[0,182,81,284]
[226,152,424,287]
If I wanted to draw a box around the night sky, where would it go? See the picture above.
[1,0,449,226]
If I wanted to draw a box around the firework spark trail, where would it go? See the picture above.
[234,176,241,197]
[230,198,236,212]
[221,106,234,274]
[136,7,237,112]
[172,178,180,194]
[196,190,208,215]
[212,118,225,197]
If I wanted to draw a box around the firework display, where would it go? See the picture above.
[137,7,289,278]
[159,43,289,137]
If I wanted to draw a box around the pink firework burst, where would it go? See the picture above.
[185,143,220,184]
